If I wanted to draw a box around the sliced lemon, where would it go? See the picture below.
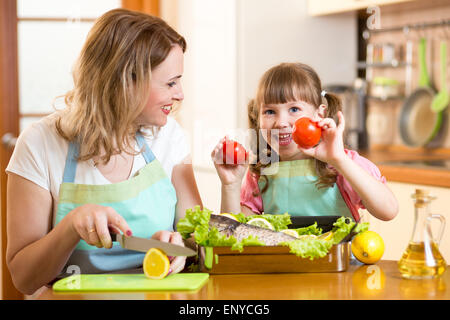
[247,218,274,230]
[297,234,318,240]
[318,231,333,241]
[280,229,300,238]
[143,248,170,280]
[220,213,238,221]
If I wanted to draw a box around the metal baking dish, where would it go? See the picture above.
[198,242,351,274]
[197,215,352,274]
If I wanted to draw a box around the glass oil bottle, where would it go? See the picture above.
[398,189,447,279]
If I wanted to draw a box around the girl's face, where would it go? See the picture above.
[138,45,184,127]
[259,100,325,161]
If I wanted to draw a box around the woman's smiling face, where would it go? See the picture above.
[259,100,322,161]
[137,45,184,127]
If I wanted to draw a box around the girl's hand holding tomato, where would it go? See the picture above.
[222,139,248,165]
[211,137,249,186]
[296,111,347,166]
[292,117,322,149]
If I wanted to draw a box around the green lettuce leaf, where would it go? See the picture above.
[241,212,292,231]
[279,238,333,260]
[293,222,323,236]
[231,235,265,252]
[177,205,212,239]
[176,206,264,251]
[329,217,356,245]
[354,222,369,234]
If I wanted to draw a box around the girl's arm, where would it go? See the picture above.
[210,137,248,214]
[332,155,398,221]
[301,111,398,221]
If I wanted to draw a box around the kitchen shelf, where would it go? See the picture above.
[357,61,410,69]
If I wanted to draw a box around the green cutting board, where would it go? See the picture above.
[53,273,209,292]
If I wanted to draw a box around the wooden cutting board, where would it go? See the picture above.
[53,273,209,292]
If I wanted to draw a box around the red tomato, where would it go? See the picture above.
[222,139,247,165]
[292,117,322,148]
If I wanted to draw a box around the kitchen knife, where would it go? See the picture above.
[339,221,359,244]
[110,233,197,257]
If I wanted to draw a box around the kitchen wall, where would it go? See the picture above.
[365,0,450,149]
[167,0,357,213]
[364,181,450,262]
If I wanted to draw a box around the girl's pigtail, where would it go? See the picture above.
[323,92,342,123]
[247,99,269,196]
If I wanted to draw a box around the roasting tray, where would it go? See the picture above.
[197,216,352,274]
[198,242,350,274]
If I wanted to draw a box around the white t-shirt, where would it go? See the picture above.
[6,113,190,221]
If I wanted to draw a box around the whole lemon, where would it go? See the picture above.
[351,231,385,264]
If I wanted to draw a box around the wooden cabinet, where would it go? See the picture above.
[361,181,450,263]
[308,0,415,16]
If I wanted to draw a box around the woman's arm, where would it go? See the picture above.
[6,174,133,295]
[6,173,79,294]
[169,156,203,274]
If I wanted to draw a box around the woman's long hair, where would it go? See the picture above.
[55,8,186,164]
[248,62,342,194]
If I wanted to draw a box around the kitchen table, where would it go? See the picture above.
[33,260,449,300]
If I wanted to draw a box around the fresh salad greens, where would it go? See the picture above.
[177,206,369,260]
[177,206,265,251]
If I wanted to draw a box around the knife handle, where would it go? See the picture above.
[110,233,118,242]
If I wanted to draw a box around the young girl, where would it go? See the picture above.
[212,62,398,222]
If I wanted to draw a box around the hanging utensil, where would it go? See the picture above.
[431,41,449,113]
[399,37,446,147]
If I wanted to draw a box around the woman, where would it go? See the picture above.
[5,9,202,295]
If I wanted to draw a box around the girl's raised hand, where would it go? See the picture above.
[211,136,248,186]
[298,111,347,166]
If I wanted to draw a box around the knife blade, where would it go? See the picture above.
[110,233,197,257]
[339,221,359,244]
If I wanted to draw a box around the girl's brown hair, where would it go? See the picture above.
[55,8,186,164]
[248,62,342,193]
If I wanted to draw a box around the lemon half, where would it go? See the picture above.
[143,248,170,280]
[247,218,274,230]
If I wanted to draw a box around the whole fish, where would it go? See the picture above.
[209,214,297,245]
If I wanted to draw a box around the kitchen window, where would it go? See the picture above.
[17,0,122,131]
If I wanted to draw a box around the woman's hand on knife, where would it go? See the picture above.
[68,204,132,249]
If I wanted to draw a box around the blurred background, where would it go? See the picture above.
[2,0,450,299]
[3,0,358,212]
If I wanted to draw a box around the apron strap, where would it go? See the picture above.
[136,133,156,163]
[62,141,80,183]
[62,134,155,183]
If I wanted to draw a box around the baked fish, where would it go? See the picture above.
[209,214,297,246]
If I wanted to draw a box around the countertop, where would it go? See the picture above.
[34,260,449,300]
[359,148,450,188]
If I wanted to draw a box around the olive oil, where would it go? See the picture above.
[398,189,447,279]
[398,242,447,279]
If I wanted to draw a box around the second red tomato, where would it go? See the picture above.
[292,117,322,148]
[222,139,247,165]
